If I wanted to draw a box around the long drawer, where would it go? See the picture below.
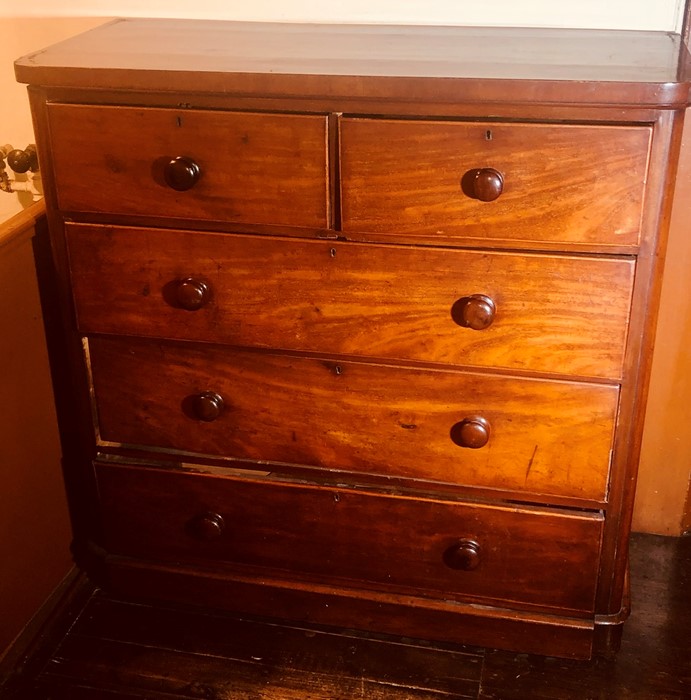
[96,462,604,613]
[340,117,651,247]
[89,336,617,501]
[47,104,330,228]
[67,224,634,379]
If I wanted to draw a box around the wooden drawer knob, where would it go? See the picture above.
[443,540,482,571]
[466,168,504,202]
[164,155,201,191]
[451,416,491,449]
[453,294,496,330]
[175,278,210,311]
[192,391,224,422]
[186,512,225,541]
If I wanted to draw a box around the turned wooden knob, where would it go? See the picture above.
[455,294,496,330]
[444,540,482,571]
[187,512,225,541]
[450,416,491,449]
[192,391,224,422]
[164,155,201,191]
[466,168,504,202]
[7,146,38,174]
[175,278,210,310]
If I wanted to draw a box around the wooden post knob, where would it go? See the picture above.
[164,155,201,191]
[443,540,482,571]
[186,512,225,541]
[192,392,224,422]
[7,145,38,174]
[467,168,504,201]
[450,416,491,449]
[175,278,210,310]
[453,294,496,330]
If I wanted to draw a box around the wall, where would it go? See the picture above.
[0,18,103,657]
[0,204,72,658]
[1,17,105,221]
[1,1,686,31]
[632,116,691,535]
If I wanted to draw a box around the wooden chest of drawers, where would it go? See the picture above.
[16,19,691,659]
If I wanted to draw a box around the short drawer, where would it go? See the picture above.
[340,118,651,248]
[96,462,604,613]
[47,104,329,228]
[67,224,634,379]
[89,336,618,502]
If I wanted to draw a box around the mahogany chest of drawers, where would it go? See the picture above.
[16,19,691,659]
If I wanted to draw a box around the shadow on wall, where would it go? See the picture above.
[0,203,73,659]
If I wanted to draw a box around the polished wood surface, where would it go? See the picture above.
[67,224,635,379]
[47,104,329,227]
[97,462,603,613]
[14,19,691,106]
[2,533,688,699]
[89,336,618,501]
[18,19,690,660]
[341,118,650,247]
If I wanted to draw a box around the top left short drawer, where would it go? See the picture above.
[46,104,330,228]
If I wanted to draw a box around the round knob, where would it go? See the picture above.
[468,168,503,202]
[7,147,38,174]
[192,392,224,422]
[450,416,491,449]
[175,278,210,311]
[163,155,201,191]
[455,294,496,330]
[186,512,225,541]
[443,540,482,571]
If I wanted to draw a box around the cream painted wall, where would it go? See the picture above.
[0,1,687,31]
[1,17,105,220]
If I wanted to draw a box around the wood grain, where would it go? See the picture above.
[46,635,466,699]
[340,118,650,247]
[17,18,690,661]
[65,597,483,697]
[67,224,635,379]
[47,104,329,228]
[106,558,596,659]
[89,336,618,502]
[6,534,688,697]
[96,462,604,613]
[14,19,691,107]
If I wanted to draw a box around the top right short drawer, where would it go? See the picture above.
[339,118,651,248]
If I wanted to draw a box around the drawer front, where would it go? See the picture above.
[90,337,617,502]
[68,224,634,379]
[47,104,329,228]
[340,118,651,247]
[96,463,604,613]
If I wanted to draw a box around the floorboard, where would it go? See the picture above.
[478,534,691,699]
[2,533,689,699]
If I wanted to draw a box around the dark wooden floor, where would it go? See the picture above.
[2,533,689,699]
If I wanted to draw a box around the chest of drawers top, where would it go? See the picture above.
[14,18,691,105]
